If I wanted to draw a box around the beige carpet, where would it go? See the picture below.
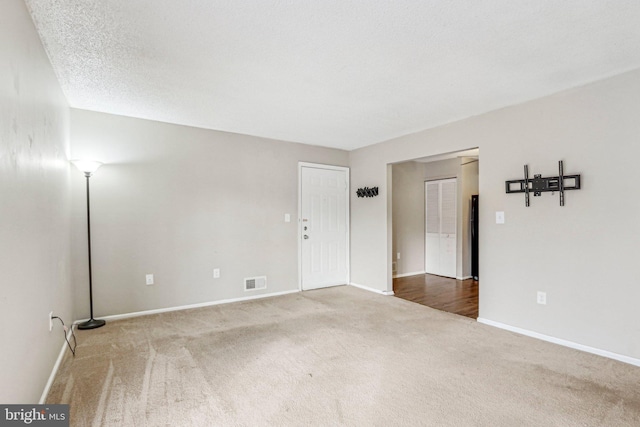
[47,286,640,426]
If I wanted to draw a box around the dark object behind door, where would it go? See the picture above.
[471,195,479,281]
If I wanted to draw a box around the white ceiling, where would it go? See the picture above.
[26,1,640,151]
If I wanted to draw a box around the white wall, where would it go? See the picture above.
[350,68,640,360]
[0,0,72,403]
[70,110,348,318]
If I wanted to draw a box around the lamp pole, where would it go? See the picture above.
[72,160,106,330]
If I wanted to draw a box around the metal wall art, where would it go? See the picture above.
[356,187,378,198]
[505,161,581,207]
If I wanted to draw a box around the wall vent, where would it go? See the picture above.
[244,276,267,291]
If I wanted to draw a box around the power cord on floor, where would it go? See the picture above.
[51,316,77,356]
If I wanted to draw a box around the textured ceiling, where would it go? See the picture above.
[26,1,640,150]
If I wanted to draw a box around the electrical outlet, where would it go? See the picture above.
[146,274,154,285]
[49,311,53,332]
[397,252,401,260]
[213,268,220,279]
[537,291,547,305]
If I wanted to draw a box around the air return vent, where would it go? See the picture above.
[244,276,267,291]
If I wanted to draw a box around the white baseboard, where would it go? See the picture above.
[456,275,473,280]
[393,271,426,279]
[477,318,640,368]
[40,325,75,404]
[75,289,300,324]
[349,282,394,296]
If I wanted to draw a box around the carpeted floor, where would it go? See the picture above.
[47,286,640,426]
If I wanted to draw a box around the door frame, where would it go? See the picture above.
[298,162,350,291]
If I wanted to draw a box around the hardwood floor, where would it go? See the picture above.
[393,273,479,319]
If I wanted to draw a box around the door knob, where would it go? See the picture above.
[304,235,309,239]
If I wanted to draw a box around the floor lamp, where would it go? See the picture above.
[72,160,106,330]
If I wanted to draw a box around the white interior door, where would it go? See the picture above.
[300,164,349,290]
[425,178,457,278]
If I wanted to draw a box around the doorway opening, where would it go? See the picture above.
[390,149,479,318]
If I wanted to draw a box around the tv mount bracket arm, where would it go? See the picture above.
[505,161,581,207]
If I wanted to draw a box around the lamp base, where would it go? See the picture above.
[77,318,106,330]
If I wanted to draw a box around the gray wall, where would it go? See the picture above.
[350,68,640,360]
[70,110,348,318]
[391,162,425,275]
[0,0,72,403]
[423,158,459,181]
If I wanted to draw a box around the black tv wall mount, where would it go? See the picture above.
[505,161,581,207]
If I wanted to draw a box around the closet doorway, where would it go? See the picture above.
[425,178,457,278]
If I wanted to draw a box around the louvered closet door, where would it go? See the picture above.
[425,182,441,276]
[425,178,457,278]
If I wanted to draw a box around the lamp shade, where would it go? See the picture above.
[71,159,103,174]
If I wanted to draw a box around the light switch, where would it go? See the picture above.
[284,213,291,223]
[537,291,547,305]
[496,211,505,224]
[146,274,154,285]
